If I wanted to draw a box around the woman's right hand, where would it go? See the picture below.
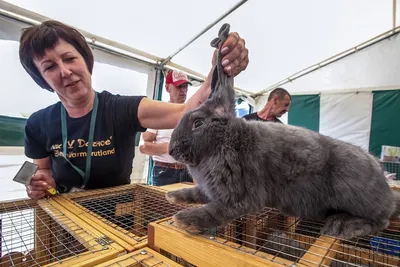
[26,168,56,200]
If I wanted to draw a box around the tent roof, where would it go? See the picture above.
[2,0,399,95]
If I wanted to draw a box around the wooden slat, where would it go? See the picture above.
[387,217,400,231]
[39,199,103,250]
[133,188,144,233]
[61,184,136,201]
[95,247,182,267]
[58,183,191,253]
[38,198,125,253]
[0,251,34,267]
[335,243,400,266]
[34,207,52,265]
[53,196,146,252]
[71,250,119,267]
[244,214,258,249]
[298,236,340,266]
[285,216,299,238]
[223,221,239,243]
[43,250,119,267]
[147,218,307,267]
[115,202,135,217]
[390,184,400,191]
[157,183,194,192]
[0,199,37,213]
[134,184,174,195]
[210,235,307,265]
[0,198,125,267]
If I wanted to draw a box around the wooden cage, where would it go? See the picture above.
[0,198,123,267]
[1,182,399,266]
[55,183,193,252]
[147,184,400,267]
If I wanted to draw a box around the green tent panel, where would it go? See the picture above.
[369,90,400,157]
[0,115,27,146]
[288,94,320,132]
[0,115,142,147]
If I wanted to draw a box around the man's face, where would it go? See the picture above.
[167,83,189,103]
[271,94,291,117]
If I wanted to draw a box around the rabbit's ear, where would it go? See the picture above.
[209,23,236,117]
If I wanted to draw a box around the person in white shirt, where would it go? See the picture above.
[139,70,193,186]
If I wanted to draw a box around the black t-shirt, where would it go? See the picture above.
[24,90,147,192]
[242,112,283,123]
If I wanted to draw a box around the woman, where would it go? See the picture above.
[19,20,249,200]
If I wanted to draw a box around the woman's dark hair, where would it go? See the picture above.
[19,20,94,92]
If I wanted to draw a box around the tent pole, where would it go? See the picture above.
[160,0,248,67]
[146,68,165,185]
[0,1,162,63]
[254,25,400,97]
[0,0,253,97]
[394,0,397,31]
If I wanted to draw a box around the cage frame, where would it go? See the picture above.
[145,184,400,267]
[54,184,144,252]
[148,217,305,267]
[0,197,125,267]
[56,183,193,252]
[147,215,400,267]
[2,182,397,266]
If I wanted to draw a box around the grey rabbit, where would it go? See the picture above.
[166,23,400,239]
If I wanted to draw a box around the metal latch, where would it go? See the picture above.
[95,236,113,246]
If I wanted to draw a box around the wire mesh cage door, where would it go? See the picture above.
[0,198,123,267]
[58,184,193,252]
[147,206,400,267]
[383,162,400,190]
[383,162,400,177]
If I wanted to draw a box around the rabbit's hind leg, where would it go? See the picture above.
[320,213,389,239]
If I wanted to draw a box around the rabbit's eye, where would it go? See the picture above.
[192,119,204,129]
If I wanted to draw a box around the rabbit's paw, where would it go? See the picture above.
[172,211,203,234]
[165,191,178,204]
[166,191,188,204]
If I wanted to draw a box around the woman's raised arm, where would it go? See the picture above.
[138,30,249,130]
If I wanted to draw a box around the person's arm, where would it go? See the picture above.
[138,31,248,130]
[138,68,213,130]
[139,131,169,155]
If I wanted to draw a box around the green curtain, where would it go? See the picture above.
[0,115,27,146]
[288,95,320,132]
[0,115,143,147]
[369,90,400,157]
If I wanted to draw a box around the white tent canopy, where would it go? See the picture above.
[1,0,398,97]
[1,0,400,201]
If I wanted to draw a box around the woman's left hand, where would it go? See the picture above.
[212,32,249,77]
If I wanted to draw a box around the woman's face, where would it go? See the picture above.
[33,39,92,103]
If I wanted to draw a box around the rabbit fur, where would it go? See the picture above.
[166,23,400,239]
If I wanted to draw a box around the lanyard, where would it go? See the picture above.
[60,92,98,188]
